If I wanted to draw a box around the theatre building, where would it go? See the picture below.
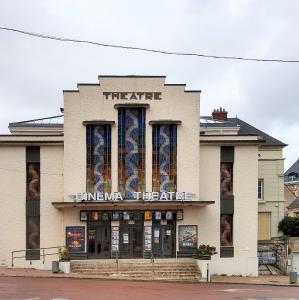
[0,75,285,276]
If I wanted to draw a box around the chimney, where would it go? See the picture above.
[212,107,228,121]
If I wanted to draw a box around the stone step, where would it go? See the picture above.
[70,258,201,282]
[72,273,200,279]
[71,259,195,264]
[71,265,198,270]
[71,264,197,269]
[72,266,197,270]
[72,262,196,265]
[71,270,199,275]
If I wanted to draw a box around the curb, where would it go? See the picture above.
[0,274,298,287]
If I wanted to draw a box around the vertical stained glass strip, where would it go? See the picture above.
[86,125,111,193]
[152,124,177,193]
[118,108,145,199]
[26,163,40,197]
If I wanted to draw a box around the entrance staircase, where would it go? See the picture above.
[71,258,201,282]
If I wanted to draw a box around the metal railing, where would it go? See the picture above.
[11,246,62,267]
[112,250,155,273]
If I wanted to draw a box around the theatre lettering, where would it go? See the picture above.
[103,91,162,100]
[73,192,195,202]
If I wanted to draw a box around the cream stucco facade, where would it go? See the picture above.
[258,148,285,239]
[0,75,286,276]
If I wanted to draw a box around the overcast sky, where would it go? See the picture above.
[0,0,298,170]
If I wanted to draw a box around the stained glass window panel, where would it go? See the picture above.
[118,108,145,199]
[86,125,111,193]
[152,124,177,193]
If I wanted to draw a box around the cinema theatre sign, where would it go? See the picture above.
[71,192,195,202]
[103,92,162,101]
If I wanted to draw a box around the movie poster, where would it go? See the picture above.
[144,226,152,251]
[178,225,197,251]
[111,226,119,251]
[66,226,85,253]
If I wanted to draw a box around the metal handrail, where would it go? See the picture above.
[115,251,119,273]
[150,251,155,273]
[12,246,62,267]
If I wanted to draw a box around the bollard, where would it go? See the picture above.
[52,261,60,273]
[289,271,297,284]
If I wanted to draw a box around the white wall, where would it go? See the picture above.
[198,145,258,276]
[0,146,26,267]
[40,146,64,249]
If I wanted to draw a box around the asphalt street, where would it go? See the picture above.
[0,277,298,300]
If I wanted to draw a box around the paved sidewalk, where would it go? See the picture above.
[212,274,298,286]
[0,267,298,286]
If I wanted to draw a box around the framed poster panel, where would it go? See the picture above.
[112,211,120,220]
[155,211,161,220]
[176,210,183,220]
[80,211,87,221]
[166,211,173,220]
[66,226,85,253]
[144,211,152,220]
[178,225,198,251]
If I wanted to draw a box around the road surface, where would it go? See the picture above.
[0,277,298,300]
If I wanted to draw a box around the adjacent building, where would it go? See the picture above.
[0,75,285,276]
[284,159,299,217]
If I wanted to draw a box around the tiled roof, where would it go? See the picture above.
[201,116,286,147]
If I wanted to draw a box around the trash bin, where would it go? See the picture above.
[52,261,59,273]
[289,271,297,284]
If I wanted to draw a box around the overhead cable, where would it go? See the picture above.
[0,26,299,63]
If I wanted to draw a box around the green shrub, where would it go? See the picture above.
[278,216,299,237]
[193,244,217,258]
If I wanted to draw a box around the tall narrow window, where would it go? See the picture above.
[86,125,111,193]
[152,124,177,193]
[220,146,234,257]
[26,147,40,260]
[220,214,233,246]
[220,162,233,199]
[118,108,146,199]
[258,179,264,200]
[27,163,40,197]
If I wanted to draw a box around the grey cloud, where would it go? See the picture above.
[0,0,298,168]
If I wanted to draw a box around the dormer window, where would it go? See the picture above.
[288,172,298,181]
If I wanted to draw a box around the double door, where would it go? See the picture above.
[152,220,176,258]
[88,221,111,258]
[119,220,143,258]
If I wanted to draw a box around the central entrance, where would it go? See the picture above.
[85,210,178,259]
[119,219,143,258]
[118,211,144,258]
[152,220,176,258]
[87,220,111,258]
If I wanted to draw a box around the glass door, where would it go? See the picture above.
[152,220,176,258]
[88,221,111,258]
[119,220,143,258]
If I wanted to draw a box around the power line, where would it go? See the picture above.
[0,26,299,63]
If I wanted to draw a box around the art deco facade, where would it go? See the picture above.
[0,75,285,276]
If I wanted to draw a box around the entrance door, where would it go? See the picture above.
[88,221,111,258]
[258,212,271,240]
[152,220,176,258]
[119,220,143,258]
